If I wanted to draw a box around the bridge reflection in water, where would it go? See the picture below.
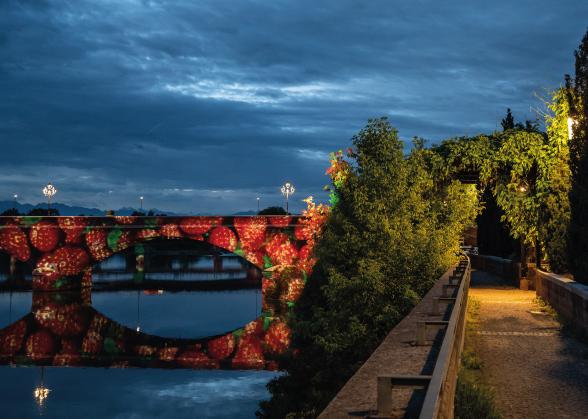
[0,238,295,418]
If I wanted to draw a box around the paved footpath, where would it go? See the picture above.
[469,270,588,419]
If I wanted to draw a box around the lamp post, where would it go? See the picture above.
[257,197,260,212]
[13,195,17,213]
[43,184,56,216]
[281,182,294,214]
[140,197,143,215]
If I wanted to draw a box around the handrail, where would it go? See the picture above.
[419,257,470,418]
[376,257,471,418]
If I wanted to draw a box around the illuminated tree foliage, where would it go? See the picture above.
[429,94,571,274]
[565,26,588,283]
[323,148,353,205]
[257,118,478,418]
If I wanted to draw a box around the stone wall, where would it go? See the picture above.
[536,270,588,336]
[469,254,535,290]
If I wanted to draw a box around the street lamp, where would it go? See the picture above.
[13,195,17,213]
[257,197,260,212]
[140,197,143,214]
[568,117,577,141]
[281,182,294,214]
[43,184,57,216]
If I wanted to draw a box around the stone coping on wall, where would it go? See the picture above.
[536,270,588,335]
[318,265,459,418]
[537,270,588,300]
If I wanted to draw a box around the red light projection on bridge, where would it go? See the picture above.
[0,215,310,292]
[0,215,316,370]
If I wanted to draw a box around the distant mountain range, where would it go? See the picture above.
[0,200,257,217]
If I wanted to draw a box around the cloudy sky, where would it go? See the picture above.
[1,0,587,215]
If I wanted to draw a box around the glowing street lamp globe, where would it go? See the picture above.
[281,182,294,214]
[43,183,57,215]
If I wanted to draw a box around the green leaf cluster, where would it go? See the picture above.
[430,94,572,273]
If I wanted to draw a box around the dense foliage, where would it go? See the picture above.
[565,27,588,284]
[429,92,571,274]
[258,206,288,215]
[257,118,478,418]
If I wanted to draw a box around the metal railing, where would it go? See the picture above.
[377,257,471,418]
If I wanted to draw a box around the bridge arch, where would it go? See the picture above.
[0,215,309,292]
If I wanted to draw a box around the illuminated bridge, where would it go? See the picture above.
[0,215,311,370]
[0,215,309,290]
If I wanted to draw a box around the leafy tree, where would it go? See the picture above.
[565,26,588,283]
[430,94,572,274]
[258,119,478,418]
[1,209,23,216]
[535,87,572,273]
[501,108,515,131]
[27,208,59,216]
[131,211,146,216]
[258,206,287,215]
[501,108,541,133]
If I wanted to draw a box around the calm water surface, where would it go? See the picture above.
[0,246,282,418]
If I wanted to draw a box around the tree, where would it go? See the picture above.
[565,26,588,283]
[1,209,23,216]
[258,119,478,418]
[501,108,540,133]
[501,108,515,131]
[430,94,573,274]
[27,208,59,216]
[258,206,287,215]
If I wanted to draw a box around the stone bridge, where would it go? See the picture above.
[0,214,312,371]
[0,215,309,291]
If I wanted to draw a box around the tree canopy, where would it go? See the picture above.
[429,98,571,274]
[258,206,287,215]
[565,27,588,283]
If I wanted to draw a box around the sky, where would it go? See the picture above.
[1,0,587,215]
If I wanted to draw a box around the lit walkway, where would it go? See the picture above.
[469,270,588,419]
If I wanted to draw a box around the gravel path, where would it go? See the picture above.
[469,270,588,419]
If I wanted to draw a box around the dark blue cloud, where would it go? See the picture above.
[1,0,587,214]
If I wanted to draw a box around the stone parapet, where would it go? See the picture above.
[536,270,588,336]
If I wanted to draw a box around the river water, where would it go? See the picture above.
[0,242,282,418]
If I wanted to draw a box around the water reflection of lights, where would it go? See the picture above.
[34,367,51,405]
[35,387,50,404]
